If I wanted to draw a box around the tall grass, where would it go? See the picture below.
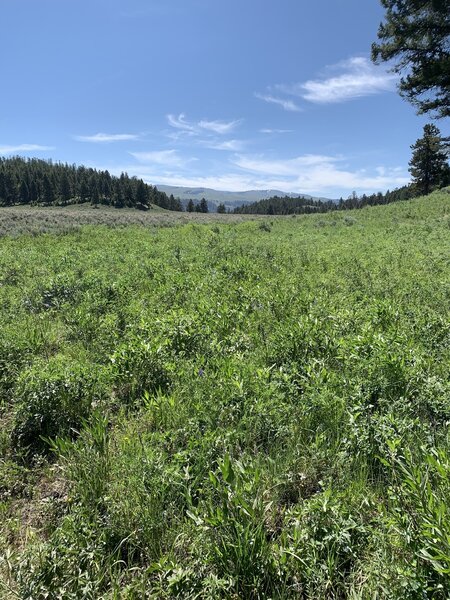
[0,190,449,598]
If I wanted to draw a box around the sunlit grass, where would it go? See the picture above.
[0,190,449,598]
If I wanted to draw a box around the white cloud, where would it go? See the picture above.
[74,132,139,143]
[204,139,246,151]
[232,152,409,194]
[166,113,196,132]
[104,153,408,196]
[198,119,240,134]
[138,166,408,196]
[256,57,397,111]
[138,171,265,192]
[234,154,339,175]
[278,56,397,104]
[259,128,293,134]
[254,93,302,112]
[0,144,55,154]
[165,113,245,152]
[129,149,195,169]
[167,113,241,135]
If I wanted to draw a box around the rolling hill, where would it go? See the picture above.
[157,184,334,210]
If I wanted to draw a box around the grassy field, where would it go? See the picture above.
[0,191,449,598]
[0,204,259,237]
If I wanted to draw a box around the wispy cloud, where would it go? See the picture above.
[198,119,241,134]
[203,139,246,151]
[126,170,266,193]
[256,57,397,111]
[104,151,408,197]
[279,57,397,104]
[254,93,302,112]
[165,113,245,152]
[74,132,139,143]
[0,144,55,154]
[133,165,407,196]
[129,149,195,169]
[166,113,196,132]
[167,113,241,135]
[232,152,409,194]
[234,154,339,176]
[259,128,293,134]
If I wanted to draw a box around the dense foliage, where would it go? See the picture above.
[0,191,449,598]
[0,156,183,211]
[372,0,450,118]
[233,185,416,215]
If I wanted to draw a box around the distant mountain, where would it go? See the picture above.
[157,185,334,211]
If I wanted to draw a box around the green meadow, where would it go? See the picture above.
[0,191,449,598]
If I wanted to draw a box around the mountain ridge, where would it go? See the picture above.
[156,184,335,209]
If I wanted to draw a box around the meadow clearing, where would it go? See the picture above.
[0,190,449,598]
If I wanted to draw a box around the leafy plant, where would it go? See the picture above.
[12,357,108,454]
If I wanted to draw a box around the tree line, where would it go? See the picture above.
[232,185,418,215]
[0,156,183,211]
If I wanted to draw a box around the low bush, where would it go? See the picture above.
[12,356,109,454]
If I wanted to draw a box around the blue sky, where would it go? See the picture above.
[1,0,445,198]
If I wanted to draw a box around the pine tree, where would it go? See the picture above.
[40,174,54,204]
[59,172,71,204]
[187,199,195,212]
[90,180,100,207]
[100,170,112,204]
[217,202,226,213]
[29,179,38,204]
[409,124,450,195]
[372,0,450,118]
[135,179,149,209]
[168,194,177,210]
[19,179,30,204]
[199,198,209,213]
[0,172,9,205]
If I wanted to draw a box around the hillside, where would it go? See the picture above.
[0,156,183,211]
[157,184,333,211]
[233,184,416,214]
[1,190,449,598]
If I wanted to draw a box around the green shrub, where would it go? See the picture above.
[383,445,450,596]
[110,336,171,404]
[282,488,375,598]
[12,356,108,454]
[187,455,284,599]
[15,511,120,600]
[0,340,31,406]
